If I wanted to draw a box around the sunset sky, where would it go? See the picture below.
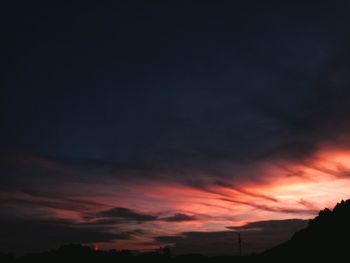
[2,0,350,256]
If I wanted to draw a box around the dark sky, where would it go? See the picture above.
[2,0,350,256]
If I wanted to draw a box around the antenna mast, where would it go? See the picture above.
[238,233,242,256]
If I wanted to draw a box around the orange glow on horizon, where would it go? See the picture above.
[7,145,350,252]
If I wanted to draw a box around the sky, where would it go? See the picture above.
[2,0,350,256]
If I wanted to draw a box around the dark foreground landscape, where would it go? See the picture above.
[2,199,350,262]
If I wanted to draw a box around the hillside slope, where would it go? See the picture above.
[264,199,350,258]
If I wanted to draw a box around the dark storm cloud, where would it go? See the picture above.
[80,218,130,227]
[0,218,131,254]
[160,213,196,222]
[227,219,307,232]
[0,153,170,192]
[2,0,350,171]
[156,219,307,256]
[96,207,158,222]
[89,208,196,223]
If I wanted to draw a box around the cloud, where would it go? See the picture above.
[156,219,308,256]
[91,208,196,223]
[220,197,318,215]
[0,189,109,214]
[95,207,158,222]
[227,219,307,232]
[182,180,319,216]
[160,213,196,222]
[155,231,237,256]
[298,199,320,211]
[214,180,279,202]
[0,218,131,254]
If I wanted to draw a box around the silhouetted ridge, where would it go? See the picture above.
[264,199,350,258]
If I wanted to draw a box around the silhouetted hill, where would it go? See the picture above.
[263,199,350,258]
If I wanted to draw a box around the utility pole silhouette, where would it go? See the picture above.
[238,233,242,256]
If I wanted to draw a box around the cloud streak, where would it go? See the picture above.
[160,213,196,222]
[95,207,158,222]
